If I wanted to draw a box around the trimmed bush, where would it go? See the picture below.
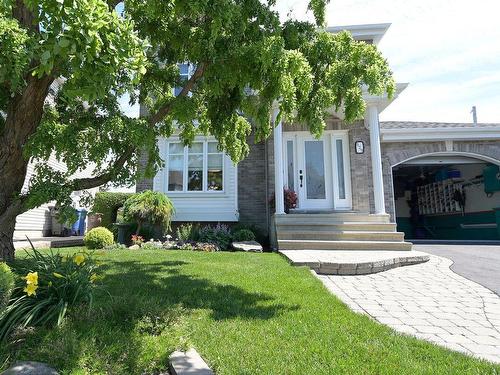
[232,229,255,242]
[92,192,134,229]
[232,223,267,246]
[84,227,114,249]
[0,263,14,312]
[123,190,175,236]
[198,224,232,250]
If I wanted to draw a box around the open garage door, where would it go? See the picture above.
[392,155,500,241]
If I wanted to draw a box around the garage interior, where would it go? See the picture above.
[392,156,500,241]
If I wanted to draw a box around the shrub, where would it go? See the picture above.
[92,192,134,229]
[232,229,255,242]
[84,227,114,249]
[176,223,200,242]
[0,249,101,342]
[0,263,15,312]
[232,223,267,246]
[198,224,232,250]
[123,190,175,236]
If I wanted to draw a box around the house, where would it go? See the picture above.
[13,154,98,240]
[137,23,500,248]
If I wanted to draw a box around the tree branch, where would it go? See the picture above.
[148,62,208,126]
[70,146,135,191]
[13,0,39,33]
[55,62,208,193]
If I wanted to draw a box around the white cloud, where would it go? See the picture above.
[275,0,500,123]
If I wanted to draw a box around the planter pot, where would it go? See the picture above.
[87,213,103,232]
[116,223,135,245]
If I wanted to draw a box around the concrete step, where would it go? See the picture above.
[275,213,391,224]
[275,222,397,232]
[278,239,413,251]
[277,230,405,242]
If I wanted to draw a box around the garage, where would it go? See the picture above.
[392,156,500,241]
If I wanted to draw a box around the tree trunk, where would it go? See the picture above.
[0,74,54,260]
[0,220,16,262]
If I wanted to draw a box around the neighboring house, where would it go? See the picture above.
[13,80,99,240]
[13,154,99,239]
[137,23,500,248]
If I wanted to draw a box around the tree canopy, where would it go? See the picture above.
[0,0,395,257]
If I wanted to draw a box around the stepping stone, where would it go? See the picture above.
[2,361,58,375]
[232,241,263,252]
[169,348,214,375]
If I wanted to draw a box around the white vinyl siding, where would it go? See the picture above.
[154,137,238,222]
[13,154,66,239]
[14,154,99,239]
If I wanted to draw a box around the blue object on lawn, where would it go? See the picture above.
[72,209,88,236]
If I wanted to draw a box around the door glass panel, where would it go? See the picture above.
[304,141,326,199]
[286,140,294,191]
[336,139,346,199]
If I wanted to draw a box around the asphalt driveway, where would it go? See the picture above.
[414,244,500,295]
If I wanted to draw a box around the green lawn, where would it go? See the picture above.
[1,248,499,374]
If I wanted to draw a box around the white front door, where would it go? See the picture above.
[283,131,352,211]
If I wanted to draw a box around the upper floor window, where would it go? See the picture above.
[174,63,190,97]
[167,140,224,192]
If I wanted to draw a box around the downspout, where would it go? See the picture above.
[264,138,270,234]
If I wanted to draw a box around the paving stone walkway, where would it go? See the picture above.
[316,255,500,363]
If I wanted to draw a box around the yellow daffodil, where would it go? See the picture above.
[74,254,85,266]
[90,273,98,283]
[24,272,38,285]
[24,283,38,296]
[53,272,64,278]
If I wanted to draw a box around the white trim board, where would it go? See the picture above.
[381,127,500,142]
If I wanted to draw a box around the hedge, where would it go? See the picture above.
[91,192,134,229]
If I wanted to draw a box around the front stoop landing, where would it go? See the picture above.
[280,250,429,275]
[275,212,412,251]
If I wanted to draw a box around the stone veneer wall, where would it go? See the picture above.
[237,134,270,233]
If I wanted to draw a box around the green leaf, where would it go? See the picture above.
[58,38,70,48]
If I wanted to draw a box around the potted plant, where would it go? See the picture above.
[269,189,298,214]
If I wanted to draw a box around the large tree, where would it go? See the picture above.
[0,0,394,260]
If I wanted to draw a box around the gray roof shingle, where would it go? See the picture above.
[380,121,500,129]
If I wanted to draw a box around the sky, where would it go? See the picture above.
[274,0,500,123]
[119,0,500,123]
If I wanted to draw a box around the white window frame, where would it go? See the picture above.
[174,63,194,97]
[166,139,225,194]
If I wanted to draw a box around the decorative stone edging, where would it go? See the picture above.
[169,348,214,375]
[315,255,430,275]
[279,250,429,275]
